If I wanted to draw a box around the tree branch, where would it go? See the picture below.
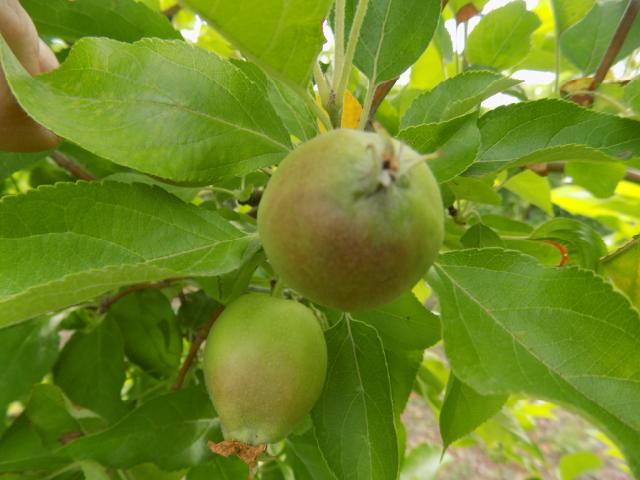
[529,162,640,183]
[162,5,181,19]
[172,306,224,391]
[50,151,96,181]
[589,0,640,93]
[98,278,180,313]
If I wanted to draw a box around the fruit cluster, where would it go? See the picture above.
[205,129,444,446]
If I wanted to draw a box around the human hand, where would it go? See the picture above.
[0,0,60,152]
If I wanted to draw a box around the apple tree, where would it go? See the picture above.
[1,0,640,478]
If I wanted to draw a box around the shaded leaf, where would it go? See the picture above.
[21,0,180,42]
[0,182,254,327]
[0,317,58,414]
[551,0,596,35]
[530,218,607,269]
[402,71,520,128]
[399,113,476,175]
[602,237,640,308]
[468,100,640,176]
[502,170,553,214]
[0,151,47,180]
[466,1,541,70]
[561,0,640,74]
[565,161,627,199]
[351,0,441,84]
[429,248,640,477]
[62,388,219,470]
[312,318,398,480]
[54,318,128,422]
[107,290,183,378]
[460,224,504,249]
[287,428,338,480]
[559,451,603,480]
[0,37,291,184]
[183,0,333,85]
[440,375,507,450]
[351,292,441,352]
[187,457,249,480]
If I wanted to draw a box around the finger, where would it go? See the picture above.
[37,38,59,73]
[0,0,41,74]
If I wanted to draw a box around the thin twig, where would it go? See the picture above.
[589,0,640,93]
[98,278,179,313]
[50,151,96,181]
[173,307,224,391]
[358,78,376,129]
[365,78,398,129]
[162,5,180,19]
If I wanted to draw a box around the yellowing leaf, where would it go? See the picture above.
[341,90,362,129]
[316,91,362,132]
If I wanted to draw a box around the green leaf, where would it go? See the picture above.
[502,170,553,214]
[182,0,333,86]
[54,318,128,422]
[21,0,180,42]
[80,461,112,480]
[399,113,478,182]
[385,348,423,416]
[399,443,446,480]
[231,60,319,142]
[187,457,249,480]
[0,317,58,414]
[561,0,640,74]
[177,291,222,332]
[62,388,219,470]
[448,176,501,205]
[550,0,596,35]
[466,1,541,70]
[312,318,398,480]
[625,77,640,115]
[0,37,291,184]
[460,224,504,249]
[502,239,562,266]
[602,237,640,308]
[352,0,441,84]
[287,428,338,480]
[530,218,607,270]
[439,375,507,450]
[467,99,640,176]
[399,72,520,183]
[107,290,183,378]
[0,415,70,473]
[24,384,82,448]
[0,182,254,327]
[559,451,603,480]
[402,71,520,128]
[0,151,47,180]
[429,248,640,477]
[565,161,627,199]
[351,292,441,352]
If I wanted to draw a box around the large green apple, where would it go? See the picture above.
[203,293,327,445]
[258,129,444,311]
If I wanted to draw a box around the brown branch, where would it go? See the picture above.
[529,162,640,183]
[162,5,181,19]
[589,0,640,93]
[172,306,224,391]
[98,278,179,313]
[50,151,96,181]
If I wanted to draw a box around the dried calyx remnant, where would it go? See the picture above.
[208,440,266,468]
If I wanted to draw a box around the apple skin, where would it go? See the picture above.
[257,129,444,311]
[203,293,327,445]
